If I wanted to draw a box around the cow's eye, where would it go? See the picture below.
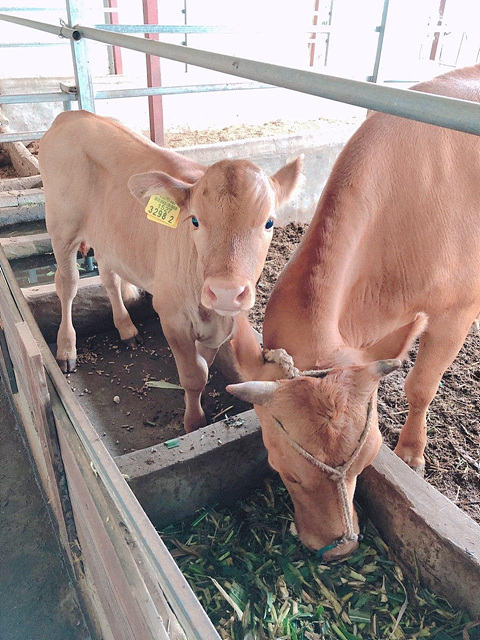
[192,217,199,228]
[265,218,274,230]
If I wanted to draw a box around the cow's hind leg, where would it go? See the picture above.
[52,240,80,372]
[97,264,142,349]
[395,309,477,471]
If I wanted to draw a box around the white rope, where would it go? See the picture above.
[263,348,299,378]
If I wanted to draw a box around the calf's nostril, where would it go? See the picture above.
[234,286,247,303]
[207,286,217,302]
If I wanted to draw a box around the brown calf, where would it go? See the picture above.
[228,64,480,558]
[39,111,302,431]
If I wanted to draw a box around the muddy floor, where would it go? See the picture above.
[251,222,480,524]
[0,374,89,640]
[68,318,250,458]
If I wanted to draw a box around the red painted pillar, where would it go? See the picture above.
[143,0,165,145]
[108,0,123,75]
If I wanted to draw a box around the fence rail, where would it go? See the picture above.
[2,12,480,140]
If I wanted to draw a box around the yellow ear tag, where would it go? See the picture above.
[145,194,180,228]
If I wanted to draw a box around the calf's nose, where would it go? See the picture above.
[202,279,251,315]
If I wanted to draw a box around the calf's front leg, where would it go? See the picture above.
[158,314,210,432]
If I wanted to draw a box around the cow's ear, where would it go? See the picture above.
[362,313,428,362]
[270,155,304,208]
[128,171,191,208]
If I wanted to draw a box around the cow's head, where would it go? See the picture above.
[129,157,303,316]
[227,313,426,560]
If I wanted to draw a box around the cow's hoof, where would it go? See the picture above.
[57,357,77,373]
[122,334,143,350]
[394,446,425,475]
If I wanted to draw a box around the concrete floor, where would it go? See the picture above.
[0,374,90,640]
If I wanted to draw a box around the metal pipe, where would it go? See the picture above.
[0,82,274,106]
[93,24,334,33]
[369,0,390,83]
[66,1,95,112]
[94,81,274,99]
[74,23,480,136]
[0,42,69,47]
[0,93,74,104]
[0,131,45,143]
[3,13,480,136]
[0,12,75,38]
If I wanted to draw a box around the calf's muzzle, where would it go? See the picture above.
[201,277,254,316]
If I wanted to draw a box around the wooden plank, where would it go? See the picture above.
[0,277,67,547]
[0,174,42,192]
[51,384,183,640]
[0,245,220,640]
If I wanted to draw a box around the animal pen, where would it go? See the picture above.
[0,4,479,640]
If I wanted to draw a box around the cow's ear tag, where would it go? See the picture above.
[145,194,180,228]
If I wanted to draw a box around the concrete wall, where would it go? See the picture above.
[0,126,359,228]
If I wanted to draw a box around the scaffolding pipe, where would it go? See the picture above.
[72,23,480,136]
[2,13,480,135]
[0,82,274,106]
[0,12,75,38]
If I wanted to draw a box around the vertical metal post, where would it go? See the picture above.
[369,0,390,83]
[429,0,447,61]
[142,0,165,145]
[104,0,123,75]
[66,0,95,111]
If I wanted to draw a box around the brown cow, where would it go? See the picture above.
[227,64,480,559]
[39,111,302,432]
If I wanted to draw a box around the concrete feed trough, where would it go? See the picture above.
[23,238,480,623]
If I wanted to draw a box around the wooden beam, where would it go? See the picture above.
[143,0,165,145]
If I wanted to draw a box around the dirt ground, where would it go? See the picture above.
[164,116,361,148]
[68,318,250,458]
[0,375,89,640]
[250,223,480,525]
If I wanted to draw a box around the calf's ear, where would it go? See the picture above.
[270,154,304,208]
[128,171,191,208]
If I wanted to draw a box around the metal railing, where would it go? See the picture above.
[0,6,336,144]
[2,9,480,144]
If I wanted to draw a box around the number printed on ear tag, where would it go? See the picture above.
[145,194,180,228]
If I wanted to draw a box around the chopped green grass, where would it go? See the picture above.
[159,478,477,640]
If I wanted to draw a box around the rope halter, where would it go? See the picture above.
[263,347,374,559]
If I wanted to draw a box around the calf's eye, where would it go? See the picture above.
[192,217,199,228]
[265,218,274,230]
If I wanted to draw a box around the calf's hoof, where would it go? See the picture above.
[184,414,207,434]
[122,334,143,350]
[57,357,77,373]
